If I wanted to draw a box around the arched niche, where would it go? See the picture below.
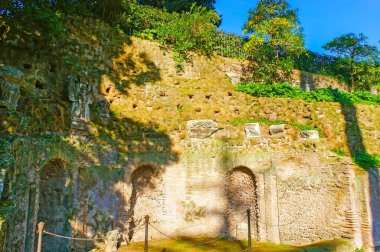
[126,165,163,241]
[226,166,259,240]
[37,159,70,252]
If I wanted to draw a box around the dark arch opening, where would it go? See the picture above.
[37,159,70,252]
[226,166,259,240]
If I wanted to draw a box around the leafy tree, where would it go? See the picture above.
[155,4,220,70]
[0,15,10,41]
[77,0,136,26]
[0,0,66,39]
[137,0,216,12]
[243,0,306,83]
[323,33,380,90]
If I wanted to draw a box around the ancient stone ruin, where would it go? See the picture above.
[0,28,379,252]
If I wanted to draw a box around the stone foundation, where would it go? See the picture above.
[2,132,379,252]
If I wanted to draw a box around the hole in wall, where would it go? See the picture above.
[133,104,137,109]
[228,92,233,97]
[35,80,44,89]
[23,63,32,69]
[106,87,111,94]
[206,95,212,100]
[188,94,194,99]
[49,63,57,73]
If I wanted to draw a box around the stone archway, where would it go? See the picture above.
[226,166,259,240]
[126,165,162,241]
[37,159,70,252]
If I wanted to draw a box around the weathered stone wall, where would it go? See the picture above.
[0,16,379,252]
[2,129,377,251]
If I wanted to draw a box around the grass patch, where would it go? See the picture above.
[121,238,350,252]
[232,118,318,131]
[331,147,349,157]
[235,82,380,105]
[0,199,11,223]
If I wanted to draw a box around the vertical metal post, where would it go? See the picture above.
[37,222,45,252]
[247,209,252,249]
[144,215,149,252]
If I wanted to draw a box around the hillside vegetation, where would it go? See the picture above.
[1,0,379,89]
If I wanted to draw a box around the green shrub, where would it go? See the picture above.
[130,4,219,70]
[130,5,174,38]
[354,152,380,169]
[235,82,380,105]
[355,247,366,252]
[155,4,219,70]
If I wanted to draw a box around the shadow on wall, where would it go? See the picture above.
[36,159,71,252]
[126,165,163,241]
[0,17,179,252]
[215,147,260,242]
[337,94,380,249]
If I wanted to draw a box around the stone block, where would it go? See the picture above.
[269,124,285,135]
[244,123,260,138]
[300,130,319,140]
[187,120,218,138]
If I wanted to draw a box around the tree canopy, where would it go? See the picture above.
[323,33,380,90]
[243,0,306,83]
[137,0,216,12]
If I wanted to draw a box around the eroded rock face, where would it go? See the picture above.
[187,120,218,138]
[244,123,260,138]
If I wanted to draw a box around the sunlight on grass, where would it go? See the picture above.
[119,238,349,252]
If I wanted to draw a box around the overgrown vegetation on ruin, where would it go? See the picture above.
[235,82,380,105]
[1,0,379,88]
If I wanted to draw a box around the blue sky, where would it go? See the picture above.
[215,0,380,53]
